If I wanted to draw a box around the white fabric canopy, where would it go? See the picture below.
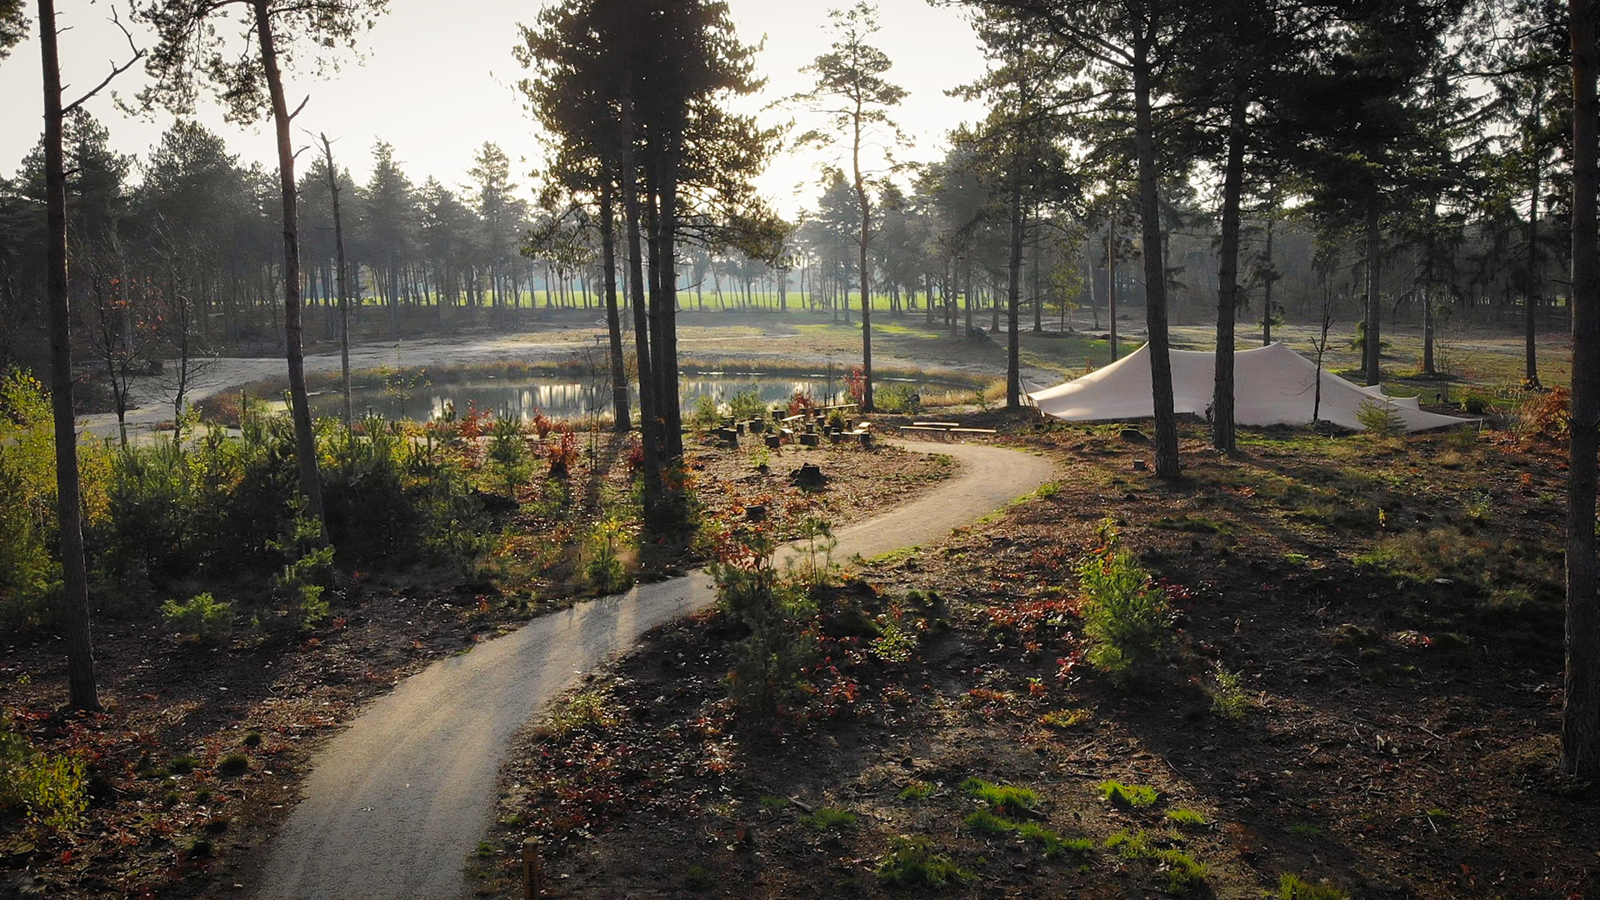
[1027,342,1470,432]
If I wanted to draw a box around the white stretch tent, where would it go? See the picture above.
[1027,342,1471,432]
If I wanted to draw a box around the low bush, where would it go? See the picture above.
[1075,520,1173,678]
[727,389,767,421]
[161,592,234,642]
[0,721,87,834]
[214,753,250,778]
[1356,400,1405,437]
[875,383,921,414]
[583,516,630,594]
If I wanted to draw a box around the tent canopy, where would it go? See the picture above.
[1027,342,1470,433]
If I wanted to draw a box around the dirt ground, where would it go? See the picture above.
[0,434,953,900]
[468,416,1599,900]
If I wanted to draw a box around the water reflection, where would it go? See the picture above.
[293,374,953,423]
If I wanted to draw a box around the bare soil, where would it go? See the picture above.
[468,416,1599,900]
[0,435,952,899]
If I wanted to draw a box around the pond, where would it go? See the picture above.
[283,372,971,423]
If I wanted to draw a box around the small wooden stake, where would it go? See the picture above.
[522,836,542,899]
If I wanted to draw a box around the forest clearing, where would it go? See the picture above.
[5,0,1600,897]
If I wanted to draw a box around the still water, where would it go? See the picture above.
[290,373,961,423]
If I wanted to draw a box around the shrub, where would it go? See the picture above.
[786,391,817,417]
[691,394,721,431]
[712,530,815,720]
[538,689,618,739]
[876,836,973,887]
[0,722,87,833]
[845,367,866,405]
[1207,662,1250,720]
[875,383,921,414]
[161,592,234,642]
[0,372,71,624]
[1356,400,1405,437]
[269,509,334,629]
[485,414,532,492]
[214,753,250,778]
[583,516,630,594]
[727,389,767,421]
[1075,520,1172,678]
[1514,386,1569,442]
[544,427,579,479]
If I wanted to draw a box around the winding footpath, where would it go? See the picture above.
[253,440,1056,900]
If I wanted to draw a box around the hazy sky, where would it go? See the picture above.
[0,0,988,217]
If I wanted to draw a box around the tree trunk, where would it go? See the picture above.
[1262,214,1276,345]
[1528,98,1544,387]
[1006,164,1024,409]
[254,0,327,534]
[1107,215,1118,361]
[320,135,353,428]
[619,74,663,509]
[1564,0,1600,778]
[1213,88,1247,454]
[653,148,684,459]
[1134,32,1179,477]
[38,0,99,711]
[855,118,874,412]
[600,182,631,432]
[1364,199,1382,386]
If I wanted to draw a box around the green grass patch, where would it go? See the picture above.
[1020,822,1091,857]
[876,836,974,887]
[1098,779,1159,809]
[962,777,1038,816]
[898,781,934,801]
[1278,873,1350,900]
[1158,848,1209,894]
[758,794,790,810]
[1165,808,1209,827]
[964,809,1017,835]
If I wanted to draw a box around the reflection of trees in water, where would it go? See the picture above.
[314,375,953,422]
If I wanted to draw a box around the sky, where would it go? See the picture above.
[0,0,990,218]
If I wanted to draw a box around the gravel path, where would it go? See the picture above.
[252,439,1056,900]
